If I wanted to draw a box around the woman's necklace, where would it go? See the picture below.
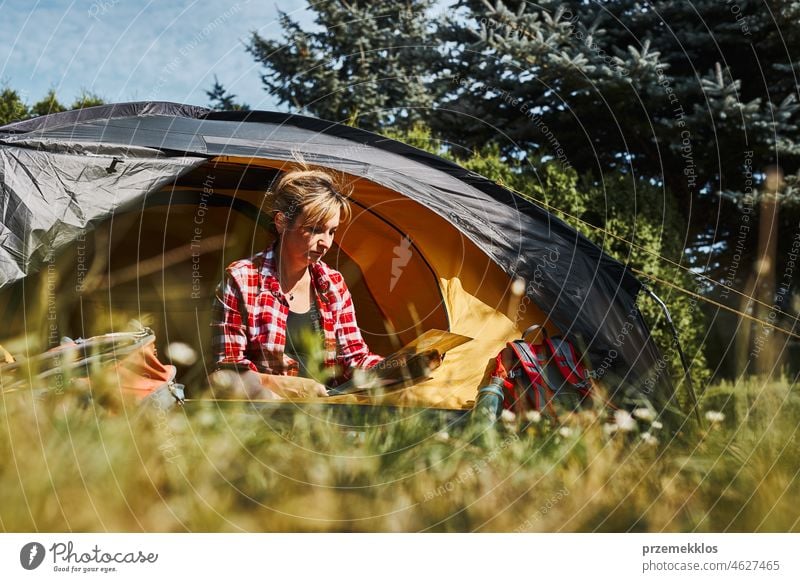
[278,257,304,302]
[283,277,299,301]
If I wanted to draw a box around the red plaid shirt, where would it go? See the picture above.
[211,244,383,382]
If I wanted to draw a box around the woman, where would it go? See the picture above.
[210,166,383,399]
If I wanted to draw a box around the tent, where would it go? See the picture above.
[0,102,673,410]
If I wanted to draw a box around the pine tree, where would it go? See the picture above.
[436,0,799,295]
[206,76,250,111]
[247,0,443,130]
[441,1,798,204]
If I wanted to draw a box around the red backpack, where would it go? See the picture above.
[478,325,594,420]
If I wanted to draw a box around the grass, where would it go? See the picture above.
[1,368,797,532]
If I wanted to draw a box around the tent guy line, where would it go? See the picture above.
[631,268,800,342]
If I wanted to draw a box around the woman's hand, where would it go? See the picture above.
[208,369,279,400]
[208,370,329,400]
[259,374,328,399]
[402,350,442,377]
[308,382,329,398]
[425,350,443,371]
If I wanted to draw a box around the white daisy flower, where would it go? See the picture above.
[525,410,542,423]
[434,431,450,442]
[705,410,725,423]
[651,421,663,430]
[165,342,197,366]
[500,409,516,423]
[558,426,573,438]
[633,407,654,422]
[641,432,659,446]
[614,410,637,432]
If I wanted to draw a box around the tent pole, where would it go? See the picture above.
[641,285,703,426]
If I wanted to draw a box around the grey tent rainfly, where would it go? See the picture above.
[0,101,677,411]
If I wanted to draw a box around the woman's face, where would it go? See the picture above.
[278,209,341,267]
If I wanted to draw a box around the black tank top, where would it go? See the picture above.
[284,297,323,379]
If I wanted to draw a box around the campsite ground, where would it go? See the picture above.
[1,375,797,532]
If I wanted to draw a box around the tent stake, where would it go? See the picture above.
[641,285,703,427]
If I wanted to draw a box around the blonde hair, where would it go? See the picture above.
[268,166,352,235]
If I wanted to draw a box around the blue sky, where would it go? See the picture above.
[0,0,314,110]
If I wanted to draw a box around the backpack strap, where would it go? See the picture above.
[521,324,546,343]
[546,337,592,394]
[507,339,557,416]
